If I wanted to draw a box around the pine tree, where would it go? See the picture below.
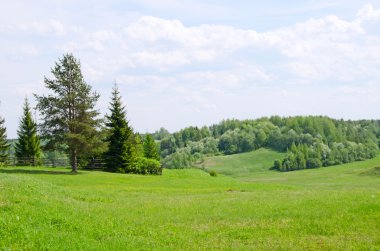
[104,84,136,172]
[35,53,102,172]
[144,134,160,161]
[15,98,41,165]
[0,115,10,164]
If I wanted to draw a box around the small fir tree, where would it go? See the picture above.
[104,84,136,172]
[144,134,160,161]
[0,115,10,164]
[15,98,42,165]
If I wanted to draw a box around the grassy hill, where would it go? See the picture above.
[0,157,379,250]
[200,148,285,178]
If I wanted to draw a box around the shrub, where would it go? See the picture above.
[209,170,217,177]
[136,157,162,175]
[116,167,125,173]
[306,158,322,169]
[272,159,281,170]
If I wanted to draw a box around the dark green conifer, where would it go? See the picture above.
[104,84,136,172]
[15,98,42,165]
[0,115,10,164]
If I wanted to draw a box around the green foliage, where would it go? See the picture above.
[44,150,68,167]
[35,53,102,172]
[218,129,256,154]
[0,115,10,163]
[136,157,162,175]
[161,116,380,172]
[103,84,136,173]
[14,98,42,166]
[208,170,217,177]
[143,134,160,161]
[152,127,170,140]
[134,134,145,158]
[187,137,219,156]
[162,147,193,169]
[273,159,281,170]
[159,136,177,158]
[274,141,379,172]
[162,137,220,169]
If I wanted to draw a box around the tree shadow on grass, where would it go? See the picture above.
[0,168,85,175]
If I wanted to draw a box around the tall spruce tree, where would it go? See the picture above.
[143,134,160,161]
[35,53,101,172]
[15,98,41,165]
[0,115,10,164]
[104,84,136,172]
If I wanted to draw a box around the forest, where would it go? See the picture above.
[157,116,380,171]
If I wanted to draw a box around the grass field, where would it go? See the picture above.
[0,152,379,250]
[200,148,285,177]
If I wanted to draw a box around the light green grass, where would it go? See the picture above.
[201,148,285,177]
[0,155,379,250]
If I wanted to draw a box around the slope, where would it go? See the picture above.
[201,148,285,178]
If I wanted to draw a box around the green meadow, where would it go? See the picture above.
[200,148,285,177]
[0,150,379,250]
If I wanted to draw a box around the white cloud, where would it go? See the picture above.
[48,4,378,100]
[1,19,67,36]
[132,51,191,69]
[2,3,380,136]
[23,3,372,85]
[3,4,380,84]
[123,16,260,55]
[357,4,380,22]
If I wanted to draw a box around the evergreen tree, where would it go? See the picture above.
[144,134,160,161]
[15,98,41,165]
[0,115,10,164]
[35,53,101,172]
[104,84,136,173]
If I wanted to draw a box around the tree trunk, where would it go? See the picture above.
[71,148,78,173]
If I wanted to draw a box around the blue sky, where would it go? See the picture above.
[1,1,380,138]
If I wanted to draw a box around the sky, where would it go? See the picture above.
[1,1,380,138]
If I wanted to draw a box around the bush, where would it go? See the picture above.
[272,159,281,170]
[209,170,217,177]
[136,157,162,175]
[116,167,125,173]
[306,158,322,169]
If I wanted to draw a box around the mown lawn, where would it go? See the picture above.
[0,156,379,250]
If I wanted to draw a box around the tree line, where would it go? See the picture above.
[156,116,380,171]
[0,54,160,174]
[1,54,379,173]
